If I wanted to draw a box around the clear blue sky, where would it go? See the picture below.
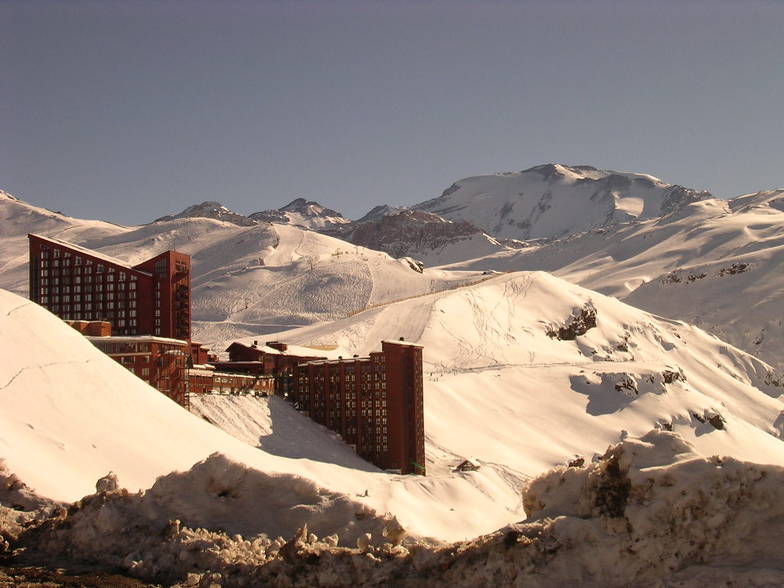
[2,0,783,224]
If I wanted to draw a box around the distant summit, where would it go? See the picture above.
[250,197,349,231]
[154,201,256,226]
[415,164,711,240]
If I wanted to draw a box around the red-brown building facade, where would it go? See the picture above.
[87,335,190,407]
[293,341,425,475]
[28,234,191,340]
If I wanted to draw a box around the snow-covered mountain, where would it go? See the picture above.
[327,207,508,266]
[153,200,257,226]
[236,271,784,478]
[415,164,711,241]
[4,265,784,546]
[249,197,350,231]
[439,192,784,373]
[0,190,486,346]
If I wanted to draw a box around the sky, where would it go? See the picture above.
[2,0,783,225]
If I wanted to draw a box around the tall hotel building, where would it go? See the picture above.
[293,340,426,475]
[28,234,191,340]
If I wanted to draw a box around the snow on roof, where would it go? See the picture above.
[382,339,425,348]
[190,364,215,372]
[28,233,153,275]
[302,357,372,366]
[86,335,189,346]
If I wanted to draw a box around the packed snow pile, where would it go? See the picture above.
[10,431,784,586]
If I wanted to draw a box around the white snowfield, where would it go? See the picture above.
[0,190,485,347]
[2,261,784,545]
[440,192,784,372]
[415,163,709,241]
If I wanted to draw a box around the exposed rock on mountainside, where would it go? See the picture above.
[153,201,257,226]
[250,197,350,231]
[328,208,507,265]
[415,163,711,240]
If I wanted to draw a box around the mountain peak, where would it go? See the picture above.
[249,198,348,230]
[153,201,257,226]
[416,164,710,240]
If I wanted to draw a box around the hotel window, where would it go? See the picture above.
[97,264,104,273]
[53,249,60,258]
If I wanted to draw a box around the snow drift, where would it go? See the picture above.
[12,431,784,586]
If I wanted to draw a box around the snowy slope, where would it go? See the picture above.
[189,394,380,472]
[0,191,486,347]
[238,271,784,484]
[439,193,784,371]
[415,164,710,240]
[3,261,784,544]
[0,289,536,542]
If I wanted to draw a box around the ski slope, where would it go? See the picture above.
[440,194,784,372]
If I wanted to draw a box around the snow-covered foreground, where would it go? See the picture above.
[8,431,784,586]
[4,265,784,583]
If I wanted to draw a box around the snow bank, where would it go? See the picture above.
[15,431,784,586]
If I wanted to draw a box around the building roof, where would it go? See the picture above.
[300,357,372,366]
[29,233,154,276]
[382,339,425,348]
[86,335,189,345]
